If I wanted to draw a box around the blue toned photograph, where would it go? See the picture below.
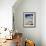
[23,12,36,28]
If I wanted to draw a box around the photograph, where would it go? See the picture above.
[23,12,36,28]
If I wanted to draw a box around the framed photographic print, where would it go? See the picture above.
[23,12,36,28]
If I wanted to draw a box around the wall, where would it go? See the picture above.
[0,0,16,38]
[13,0,41,46]
[0,0,16,30]
[41,0,46,46]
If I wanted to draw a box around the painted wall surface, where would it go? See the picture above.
[0,0,16,38]
[13,0,41,46]
[13,0,46,46]
[0,0,16,29]
[41,0,46,46]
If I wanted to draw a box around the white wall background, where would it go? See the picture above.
[13,0,41,46]
[13,0,46,46]
[41,0,46,46]
[0,0,16,30]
